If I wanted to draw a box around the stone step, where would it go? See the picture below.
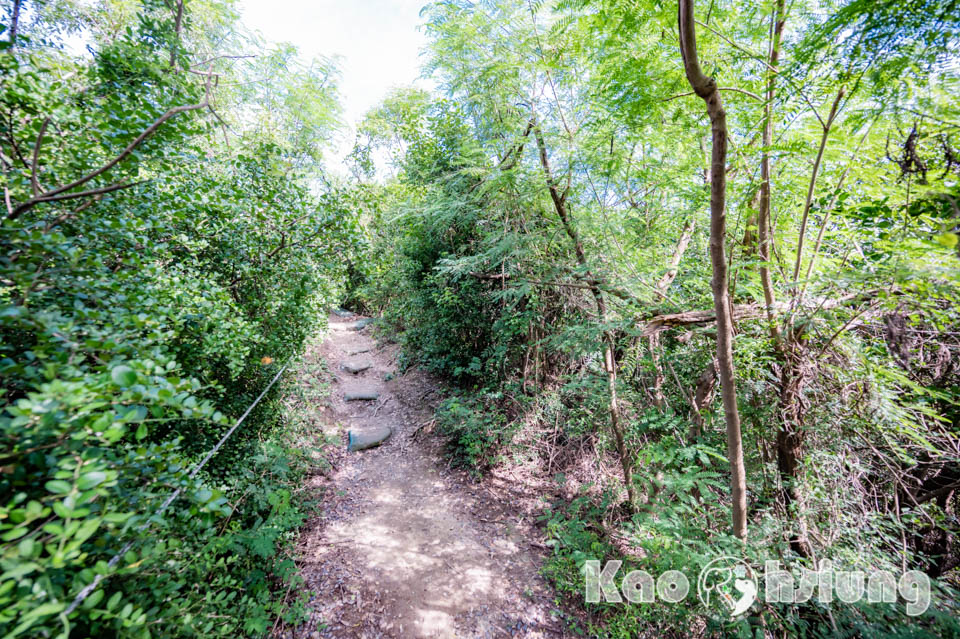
[344,389,380,401]
[343,358,373,374]
[347,426,392,451]
[350,318,376,331]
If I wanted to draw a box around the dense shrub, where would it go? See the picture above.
[346,1,960,636]
[0,3,355,636]
[435,392,514,472]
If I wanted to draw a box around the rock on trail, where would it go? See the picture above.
[288,312,569,638]
[343,359,373,375]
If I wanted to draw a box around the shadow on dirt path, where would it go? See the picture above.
[289,313,571,639]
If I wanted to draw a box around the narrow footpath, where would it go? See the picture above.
[290,313,571,639]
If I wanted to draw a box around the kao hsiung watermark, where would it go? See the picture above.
[585,556,932,618]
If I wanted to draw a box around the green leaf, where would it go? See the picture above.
[111,365,137,387]
[935,232,958,249]
[18,538,35,557]
[21,601,66,621]
[0,562,39,581]
[45,480,73,495]
[77,471,108,490]
[1,527,28,542]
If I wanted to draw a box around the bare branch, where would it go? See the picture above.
[44,195,102,231]
[639,289,879,336]
[663,87,763,102]
[266,232,287,259]
[30,117,50,197]
[694,17,826,127]
[208,105,231,148]
[8,71,214,220]
[792,86,845,286]
[802,121,875,290]
[26,180,145,207]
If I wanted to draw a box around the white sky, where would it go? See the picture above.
[238,0,433,169]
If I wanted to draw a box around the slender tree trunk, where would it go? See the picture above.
[649,216,697,409]
[802,124,873,291]
[757,0,812,556]
[773,70,844,560]
[170,0,185,68]
[9,0,21,46]
[678,0,747,539]
[758,0,785,341]
[657,216,696,297]
[533,121,636,508]
[792,87,844,285]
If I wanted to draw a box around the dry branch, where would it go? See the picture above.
[638,291,877,336]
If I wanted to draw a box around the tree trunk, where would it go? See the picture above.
[170,0,185,68]
[657,216,696,297]
[776,340,814,556]
[650,216,696,410]
[678,0,748,539]
[533,121,637,508]
[757,0,811,557]
[9,0,21,46]
[758,0,785,341]
[689,360,717,440]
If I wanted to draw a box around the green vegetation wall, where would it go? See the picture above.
[346,0,960,636]
[0,1,359,636]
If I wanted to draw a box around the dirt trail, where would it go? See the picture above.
[291,313,570,639]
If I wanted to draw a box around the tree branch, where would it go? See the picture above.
[8,0,21,46]
[694,17,826,128]
[792,86,845,286]
[30,117,50,197]
[26,180,145,209]
[663,87,763,102]
[8,72,213,219]
[639,290,878,336]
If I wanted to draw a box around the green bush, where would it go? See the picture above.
[434,392,514,473]
[0,4,353,636]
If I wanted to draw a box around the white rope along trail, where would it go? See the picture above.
[63,364,289,616]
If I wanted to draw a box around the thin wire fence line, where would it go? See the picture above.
[63,363,290,616]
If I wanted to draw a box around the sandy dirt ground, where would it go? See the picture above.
[289,313,573,639]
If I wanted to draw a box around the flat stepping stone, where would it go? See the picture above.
[350,318,376,331]
[349,347,372,355]
[348,426,392,451]
[344,389,380,401]
[332,308,355,318]
[343,359,373,374]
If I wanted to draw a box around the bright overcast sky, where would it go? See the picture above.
[238,0,432,166]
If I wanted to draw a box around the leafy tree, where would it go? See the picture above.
[351,0,960,635]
